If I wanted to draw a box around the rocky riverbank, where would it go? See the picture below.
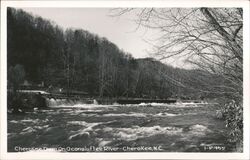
[8,92,47,113]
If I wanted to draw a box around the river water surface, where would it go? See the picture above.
[8,102,236,152]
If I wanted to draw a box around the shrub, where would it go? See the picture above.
[221,100,243,151]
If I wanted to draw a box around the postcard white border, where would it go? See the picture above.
[1,0,250,160]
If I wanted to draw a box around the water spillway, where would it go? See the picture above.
[45,97,95,107]
[116,99,177,104]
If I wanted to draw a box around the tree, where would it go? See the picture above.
[112,8,243,100]
[8,64,26,92]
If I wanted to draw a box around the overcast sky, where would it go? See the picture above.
[21,8,157,59]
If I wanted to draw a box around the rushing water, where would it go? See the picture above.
[7,102,236,152]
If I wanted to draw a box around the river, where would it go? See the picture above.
[7,102,236,152]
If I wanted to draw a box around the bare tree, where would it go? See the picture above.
[111,8,243,99]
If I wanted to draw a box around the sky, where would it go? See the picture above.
[21,8,157,59]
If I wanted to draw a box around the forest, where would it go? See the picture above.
[7,7,229,100]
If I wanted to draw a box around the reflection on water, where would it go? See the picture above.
[8,102,235,152]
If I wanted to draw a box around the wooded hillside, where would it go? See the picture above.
[7,7,228,99]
